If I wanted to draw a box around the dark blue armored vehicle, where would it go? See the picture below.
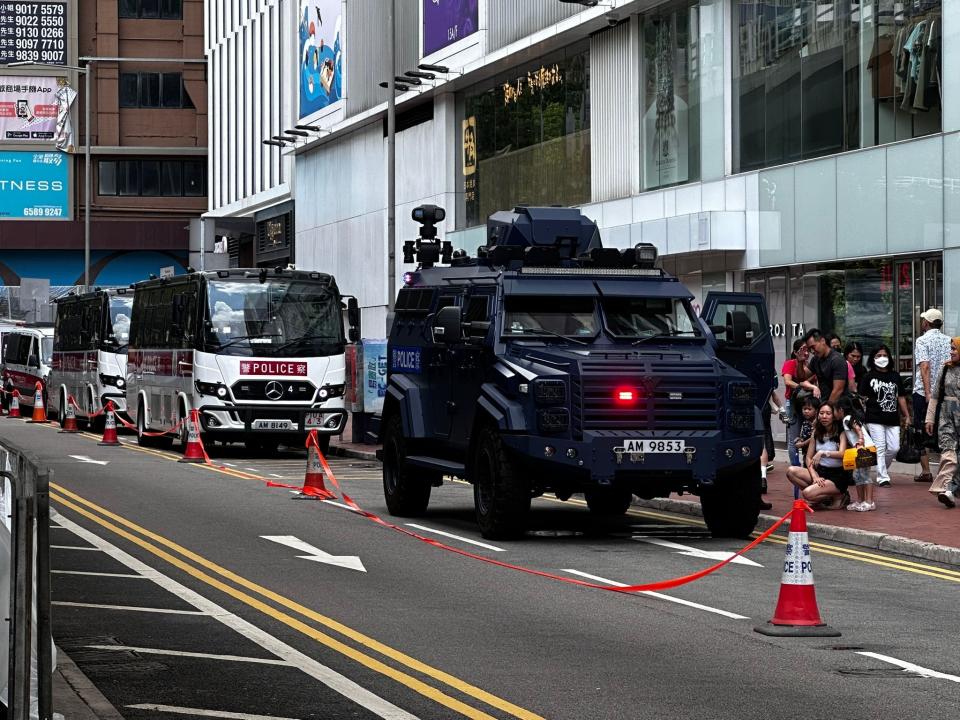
[379,205,775,540]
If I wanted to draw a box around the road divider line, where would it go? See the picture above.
[50,545,100,551]
[52,570,146,579]
[125,704,301,720]
[50,494,539,720]
[561,569,749,620]
[855,652,960,683]
[52,601,207,615]
[85,645,292,666]
[405,525,506,552]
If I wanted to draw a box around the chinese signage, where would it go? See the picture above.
[298,0,343,118]
[0,75,60,142]
[502,64,562,106]
[422,0,478,56]
[0,151,68,219]
[362,339,387,414]
[0,1,67,66]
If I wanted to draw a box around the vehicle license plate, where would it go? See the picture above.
[253,419,293,431]
[304,412,323,428]
[621,439,686,454]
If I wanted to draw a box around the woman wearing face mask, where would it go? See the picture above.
[925,337,960,507]
[858,345,911,488]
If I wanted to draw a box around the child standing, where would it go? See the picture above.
[792,396,819,499]
[837,395,876,512]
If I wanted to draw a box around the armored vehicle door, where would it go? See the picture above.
[701,293,775,404]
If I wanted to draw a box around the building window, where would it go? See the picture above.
[641,1,700,191]
[733,1,943,173]
[118,72,192,108]
[119,0,182,19]
[98,159,207,197]
[457,43,590,229]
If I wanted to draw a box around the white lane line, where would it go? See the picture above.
[52,511,419,720]
[85,645,291,666]
[222,462,236,467]
[269,474,285,479]
[405,524,506,553]
[561,569,749,620]
[321,499,363,514]
[52,570,146,579]
[126,705,300,720]
[856,652,960,683]
[53,602,207,615]
[51,545,100,551]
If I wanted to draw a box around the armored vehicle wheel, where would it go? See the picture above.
[382,415,431,516]
[585,488,633,516]
[700,461,761,539]
[473,426,530,540]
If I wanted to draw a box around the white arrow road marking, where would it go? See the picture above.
[856,652,960,683]
[68,455,110,466]
[634,538,763,567]
[561,569,749,620]
[261,535,366,573]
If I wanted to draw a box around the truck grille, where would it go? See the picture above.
[231,380,316,402]
[579,361,720,432]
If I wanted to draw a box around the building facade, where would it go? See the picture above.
[208,0,959,382]
[0,0,207,313]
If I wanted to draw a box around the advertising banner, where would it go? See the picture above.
[0,151,68,219]
[0,1,68,66]
[361,339,387,415]
[0,75,61,143]
[298,0,343,119]
[422,0,478,56]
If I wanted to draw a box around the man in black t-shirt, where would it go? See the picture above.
[804,328,848,404]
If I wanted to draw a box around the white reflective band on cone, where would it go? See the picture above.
[780,531,814,586]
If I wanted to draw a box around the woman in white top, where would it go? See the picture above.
[786,401,850,508]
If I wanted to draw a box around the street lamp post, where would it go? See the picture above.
[386,0,397,328]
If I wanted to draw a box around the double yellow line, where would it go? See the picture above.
[51,484,543,720]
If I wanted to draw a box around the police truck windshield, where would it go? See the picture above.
[600,296,701,340]
[503,296,598,338]
[204,279,344,357]
[107,296,133,352]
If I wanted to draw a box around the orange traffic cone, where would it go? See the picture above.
[98,401,121,446]
[755,500,840,637]
[27,382,48,423]
[59,396,80,433]
[7,390,20,419]
[296,430,334,500]
[178,409,205,463]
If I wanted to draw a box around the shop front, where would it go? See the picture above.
[746,255,943,440]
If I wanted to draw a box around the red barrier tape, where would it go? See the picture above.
[113,411,187,439]
[267,433,794,595]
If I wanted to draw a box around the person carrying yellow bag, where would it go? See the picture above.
[837,395,877,512]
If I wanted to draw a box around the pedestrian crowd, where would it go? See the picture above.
[764,308,958,511]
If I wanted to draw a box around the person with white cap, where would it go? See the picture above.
[912,308,951,485]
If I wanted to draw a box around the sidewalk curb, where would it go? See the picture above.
[55,646,125,720]
[330,443,960,568]
[634,497,960,568]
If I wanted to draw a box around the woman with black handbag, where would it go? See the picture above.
[924,337,960,507]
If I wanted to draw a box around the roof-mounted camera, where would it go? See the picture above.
[405,204,453,268]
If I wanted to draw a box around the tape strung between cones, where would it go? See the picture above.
[755,499,840,637]
[267,434,794,595]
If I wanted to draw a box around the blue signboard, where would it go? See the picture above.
[0,152,68,219]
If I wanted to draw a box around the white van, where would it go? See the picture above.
[1,326,55,413]
[49,289,133,428]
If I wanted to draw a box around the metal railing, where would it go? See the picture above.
[0,439,52,720]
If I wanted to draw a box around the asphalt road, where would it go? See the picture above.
[3,419,959,720]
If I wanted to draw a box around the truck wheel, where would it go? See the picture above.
[473,426,530,540]
[701,461,761,539]
[382,415,431,516]
[585,488,633,516]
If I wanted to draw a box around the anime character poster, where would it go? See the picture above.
[422,0,478,56]
[299,0,343,118]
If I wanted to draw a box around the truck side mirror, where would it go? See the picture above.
[348,328,360,343]
[347,297,360,329]
[433,306,462,344]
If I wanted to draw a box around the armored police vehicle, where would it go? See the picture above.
[380,205,774,540]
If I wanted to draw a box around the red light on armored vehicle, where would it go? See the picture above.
[615,387,636,404]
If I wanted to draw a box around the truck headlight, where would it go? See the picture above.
[196,380,229,399]
[537,408,569,434]
[318,384,345,401]
[727,382,756,404]
[727,409,754,433]
[99,374,125,389]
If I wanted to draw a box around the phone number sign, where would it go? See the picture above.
[0,1,68,66]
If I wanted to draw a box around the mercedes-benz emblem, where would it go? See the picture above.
[265,381,284,401]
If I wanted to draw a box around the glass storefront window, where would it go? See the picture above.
[733,1,943,174]
[457,43,590,230]
[641,1,701,190]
